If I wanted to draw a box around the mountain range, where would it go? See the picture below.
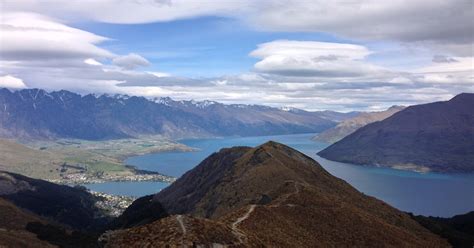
[0,88,349,140]
[102,141,449,247]
[313,105,405,143]
[318,93,474,173]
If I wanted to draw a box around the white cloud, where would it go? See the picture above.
[0,11,172,94]
[250,40,371,59]
[148,71,171,78]
[0,12,113,91]
[5,0,245,24]
[249,40,386,78]
[84,58,103,66]
[411,57,474,85]
[415,57,474,74]
[432,55,459,63]
[112,53,150,69]
[3,0,472,56]
[250,1,472,42]
[0,12,114,61]
[388,76,413,84]
[0,75,27,89]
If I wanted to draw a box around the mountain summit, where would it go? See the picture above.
[104,141,448,247]
[318,93,474,173]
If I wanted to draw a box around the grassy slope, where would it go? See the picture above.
[0,139,63,179]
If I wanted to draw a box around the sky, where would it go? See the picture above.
[0,0,473,111]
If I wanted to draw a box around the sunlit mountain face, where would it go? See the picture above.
[0,1,473,248]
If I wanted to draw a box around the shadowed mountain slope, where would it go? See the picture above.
[0,171,110,230]
[0,198,56,248]
[412,211,474,248]
[0,192,102,248]
[318,93,474,173]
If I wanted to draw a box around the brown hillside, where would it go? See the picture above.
[108,141,449,247]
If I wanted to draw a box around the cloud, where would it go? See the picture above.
[3,0,472,55]
[432,55,459,63]
[250,1,473,43]
[248,1,473,57]
[0,12,114,61]
[148,71,171,77]
[2,0,246,24]
[84,58,103,66]
[0,12,194,93]
[250,40,371,59]
[112,53,150,69]
[412,57,474,85]
[0,75,27,89]
[249,40,386,78]
[116,75,209,87]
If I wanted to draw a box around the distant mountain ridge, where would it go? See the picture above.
[318,93,474,173]
[313,105,405,143]
[103,141,448,247]
[311,109,361,122]
[0,88,341,140]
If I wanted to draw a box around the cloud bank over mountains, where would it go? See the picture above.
[0,0,472,111]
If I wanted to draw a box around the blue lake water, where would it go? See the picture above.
[86,133,474,217]
[85,181,170,197]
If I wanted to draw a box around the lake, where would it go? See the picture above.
[85,133,474,217]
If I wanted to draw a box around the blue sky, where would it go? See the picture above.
[0,1,472,111]
[75,16,352,77]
